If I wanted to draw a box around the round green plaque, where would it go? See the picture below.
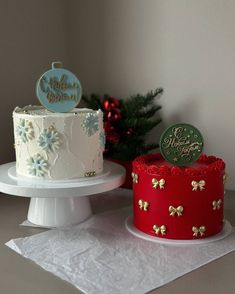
[160,123,204,166]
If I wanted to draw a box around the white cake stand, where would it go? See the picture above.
[125,216,232,245]
[0,161,125,228]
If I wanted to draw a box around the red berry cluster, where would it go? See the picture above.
[103,97,121,145]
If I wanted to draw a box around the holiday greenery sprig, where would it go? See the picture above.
[82,88,163,161]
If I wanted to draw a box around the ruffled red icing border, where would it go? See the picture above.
[132,153,225,176]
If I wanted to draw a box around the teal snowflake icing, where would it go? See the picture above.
[38,126,60,153]
[81,113,99,136]
[27,154,48,177]
[16,119,34,143]
[99,130,106,151]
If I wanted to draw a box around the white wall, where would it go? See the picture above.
[0,0,69,164]
[70,0,235,190]
[1,0,235,190]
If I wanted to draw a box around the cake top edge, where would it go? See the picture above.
[13,105,102,117]
[133,153,226,176]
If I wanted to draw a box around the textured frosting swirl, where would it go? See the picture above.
[133,153,225,176]
[13,105,102,117]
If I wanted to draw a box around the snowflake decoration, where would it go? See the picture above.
[81,113,99,136]
[38,126,60,153]
[99,130,106,151]
[16,119,34,143]
[27,153,48,177]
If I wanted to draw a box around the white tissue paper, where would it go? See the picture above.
[6,207,235,294]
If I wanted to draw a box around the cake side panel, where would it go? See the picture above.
[13,109,104,180]
[133,167,225,240]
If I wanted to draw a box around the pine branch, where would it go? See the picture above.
[142,143,159,152]
[111,141,146,161]
[138,105,162,119]
[116,118,161,136]
[82,88,163,161]
[111,143,136,160]
[122,88,163,118]
[116,117,160,129]
[82,94,103,110]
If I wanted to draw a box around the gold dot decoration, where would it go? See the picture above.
[192,225,206,237]
[14,140,21,148]
[169,205,184,216]
[138,199,149,211]
[152,178,165,189]
[48,125,56,131]
[84,171,96,177]
[212,199,222,210]
[153,225,167,236]
[191,180,205,191]
[131,172,138,184]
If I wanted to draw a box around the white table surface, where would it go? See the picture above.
[0,188,235,294]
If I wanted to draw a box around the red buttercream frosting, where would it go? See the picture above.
[132,153,226,240]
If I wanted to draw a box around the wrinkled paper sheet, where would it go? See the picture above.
[6,207,235,294]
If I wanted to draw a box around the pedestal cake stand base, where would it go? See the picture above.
[27,196,92,228]
[0,161,125,228]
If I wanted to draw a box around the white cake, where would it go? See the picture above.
[13,105,104,180]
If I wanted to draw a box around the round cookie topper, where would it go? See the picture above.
[36,61,82,112]
[160,123,204,166]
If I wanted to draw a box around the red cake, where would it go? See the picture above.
[132,153,226,240]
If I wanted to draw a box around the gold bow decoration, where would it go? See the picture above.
[152,178,165,189]
[191,180,205,191]
[132,172,139,184]
[223,173,228,184]
[153,224,166,235]
[192,225,206,237]
[169,205,184,216]
[138,199,149,211]
[84,171,96,177]
[212,199,222,210]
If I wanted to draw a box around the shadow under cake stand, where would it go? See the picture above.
[0,160,125,228]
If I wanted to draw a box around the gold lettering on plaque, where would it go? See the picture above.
[40,74,79,104]
[162,126,202,163]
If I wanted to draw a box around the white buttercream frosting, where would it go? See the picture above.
[13,105,104,180]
